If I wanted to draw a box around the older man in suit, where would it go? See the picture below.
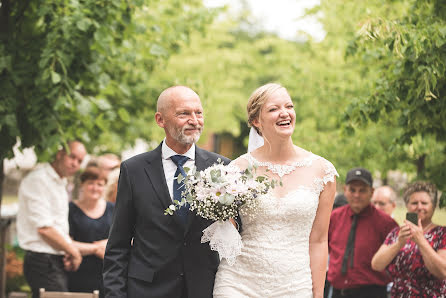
[103,86,231,298]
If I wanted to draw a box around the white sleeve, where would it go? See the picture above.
[19,176,55,228]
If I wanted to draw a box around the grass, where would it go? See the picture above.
[393,206,446,226]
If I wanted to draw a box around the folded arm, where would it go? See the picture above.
[72,239,108,259]
[38,227,82,271]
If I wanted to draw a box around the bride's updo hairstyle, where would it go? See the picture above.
[247,83,286,136]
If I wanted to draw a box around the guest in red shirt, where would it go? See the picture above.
[327,167,398,298]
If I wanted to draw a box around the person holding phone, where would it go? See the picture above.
[371,181,446,296]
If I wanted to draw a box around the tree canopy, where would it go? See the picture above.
[1,0,444,197]
[0,0,216,161]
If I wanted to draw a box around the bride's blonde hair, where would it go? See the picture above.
[247,83,285,136]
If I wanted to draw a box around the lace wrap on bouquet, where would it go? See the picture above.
[201,220,243,266]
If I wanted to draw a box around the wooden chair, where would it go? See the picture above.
[39,288,99,298]
[7,292,28,298]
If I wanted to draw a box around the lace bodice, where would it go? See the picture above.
[213,153,338,298]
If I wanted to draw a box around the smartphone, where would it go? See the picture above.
[406,212,418,225]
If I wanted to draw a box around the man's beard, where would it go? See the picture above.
[168,124,202,145]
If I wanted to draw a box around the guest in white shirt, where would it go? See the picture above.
[17,140,87,298]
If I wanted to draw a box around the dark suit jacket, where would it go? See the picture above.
[103,143,230,298]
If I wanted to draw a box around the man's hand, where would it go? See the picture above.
[64,246,82,271]
[37,226,83,271]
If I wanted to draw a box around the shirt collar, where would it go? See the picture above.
[161,139,195,161]
[347,204,373,217]
[44,163,68,186]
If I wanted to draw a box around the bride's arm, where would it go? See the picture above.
[309,178,336,298]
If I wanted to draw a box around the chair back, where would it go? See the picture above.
[39,288,99,298]
[8,292,28,298]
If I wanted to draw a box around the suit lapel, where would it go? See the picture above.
[143,144,172,211]
[184,147,215,235]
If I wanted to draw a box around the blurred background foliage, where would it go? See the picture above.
[1,0,445,199]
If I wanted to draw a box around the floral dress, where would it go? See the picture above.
[384,225,446,297]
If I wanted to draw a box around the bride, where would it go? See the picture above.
[213,83,338,298]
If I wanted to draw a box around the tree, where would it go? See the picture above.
[342,0,446,191]
[0,0,215,295]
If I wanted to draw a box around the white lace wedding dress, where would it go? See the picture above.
[213,152,338,298]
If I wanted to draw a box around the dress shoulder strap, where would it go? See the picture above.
[311,156,339,195]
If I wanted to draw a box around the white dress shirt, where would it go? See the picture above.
[161,140,196,201]
[17,163,72,254]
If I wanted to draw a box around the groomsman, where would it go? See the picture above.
[327,168,398,298]
[103,86,230,298]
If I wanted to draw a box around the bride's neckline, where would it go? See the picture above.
[246,152,317,178]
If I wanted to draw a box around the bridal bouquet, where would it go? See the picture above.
[165,159,277,264]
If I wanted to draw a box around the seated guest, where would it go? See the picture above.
[68,166,114,297]
[371,181,446,297]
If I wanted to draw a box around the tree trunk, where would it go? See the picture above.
[0,0,10,37]
[416,154,426,178]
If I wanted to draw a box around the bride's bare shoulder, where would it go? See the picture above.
[229,153,251,171]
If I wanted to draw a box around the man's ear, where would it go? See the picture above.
[55,150,64,161]
[155,112,164,128]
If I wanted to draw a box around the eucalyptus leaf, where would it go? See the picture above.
[177,173,184,184]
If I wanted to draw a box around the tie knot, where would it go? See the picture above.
[171,155,189,167]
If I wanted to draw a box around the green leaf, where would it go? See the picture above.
[95,98,112,110]
[77,18,92,32]
[177,173,184,184]
[95,114,107,130]
[0,55,12,72]
[51,71,61,84]
[150,44,168,56]
[117,108,130,123]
